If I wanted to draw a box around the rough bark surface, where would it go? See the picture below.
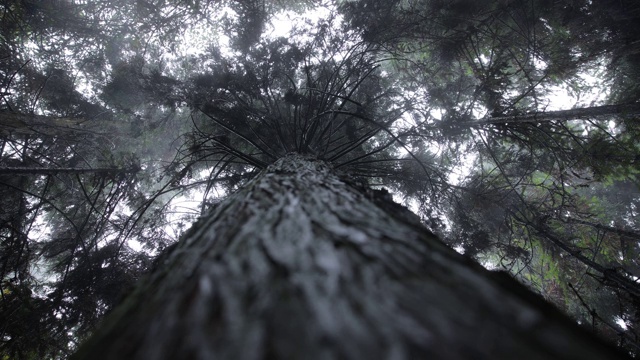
[72,154,625,360]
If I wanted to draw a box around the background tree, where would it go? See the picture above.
[340,0,640,351]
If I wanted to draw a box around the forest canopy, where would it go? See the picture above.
[1,0,639,358]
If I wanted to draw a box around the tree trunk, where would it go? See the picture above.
[0,112,88,136]
[477,103,640,125]
[71,154,626,360]
[0,167,135,176]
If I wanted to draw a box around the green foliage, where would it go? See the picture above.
[2,0,640,357]
[0,280,59,359]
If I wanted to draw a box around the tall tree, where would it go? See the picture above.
[72,10,627,358]
[72,154,627,359]
[3,0,640,357]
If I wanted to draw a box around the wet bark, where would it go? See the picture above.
[72,154,626,360]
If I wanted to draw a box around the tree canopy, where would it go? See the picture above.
[1,0,639,357]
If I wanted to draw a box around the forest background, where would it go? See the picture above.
[1,0,639,358]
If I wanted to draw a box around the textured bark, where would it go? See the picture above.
[72,154,626,360]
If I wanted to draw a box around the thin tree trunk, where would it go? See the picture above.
[477,103,640,125]
[0,167,135,176]
[71,154,626,359]
[435,104,640,133]
[0,112,87,136]
[0,112,120,140]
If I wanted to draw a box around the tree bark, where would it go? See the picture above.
[476,103,640,126]
[0,112,88,136]
[0,167,135,176]
[71,154,626,360]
